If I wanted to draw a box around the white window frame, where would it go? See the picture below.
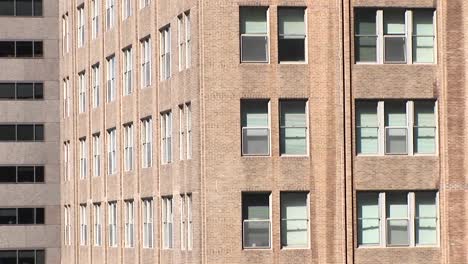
[62,15,67,55]
[142,198,153,248]
[161,111,172,164]
[186,103,192,160]
[279,100,309,156]
[180,194,186,250]
[280,192,310,249]
[93,203,102,246]
[124,200,134,247]
[141,117,152,168]
[185,11,191,69]
[93,133,101,177]
[162,196,173,249]
[106,55,116,102]
[108,202,117,247]
[122,0,131,20]
[64,205,72,245]
[177,15,185,71]
[242,192,272,249]
[124,123,133,171]
[78,72,86,113]
[79,138,87,179]
[356,100,438,156]
[277,7,308,64]
[140,37,151,88]
[187,194,193,250]
[92,64,100,108]
[63,78,70,118]
[123,48,133,95]
[91,0,99,39]
[160,26,171,80]
[77,6,85,48]
[63,141,70,181]
[80,204,88,246]
[179,105,185,160]
[139,0,149,9]
[241,100,271,156]
[240,7,270,63]
[107,128,117,175]
[105,0,114,30]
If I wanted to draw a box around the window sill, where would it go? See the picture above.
[357,245,439,249]
[278,61,307,65]
[281,247,310,250]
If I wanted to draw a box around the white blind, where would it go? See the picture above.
[240,7,267,34]
[278,8,305,36]
[385,102,406,126]
[387,193,408,218]
[384,9,405,34]
[242,101,268,127]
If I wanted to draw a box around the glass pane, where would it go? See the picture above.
[241,100,268,127]
[18,208,35,224]
[17,125,34,141]
[18,250,35,264]
[240,7,267,34]
[33,41,43,57]
[384,9,405,34]
[414,101,435,126]
[357,127,378,154]
[413,36,434,63]
[413,10,434,35]
[0,83,16,99]
[0,166,17,182]
[0,251,17,264]
[385,102,406,126]
[16,0,32,16]
[243,193,270,220]
[278,38,305,62]
[358,219,380,245]
[278,8,305,35]
[416,192,437,217]
[35,125,44,140]
[357,102,378,126]
[355,36,377,62]
[384,37,406,63]
[35,166,44,182]
[16,83,34,99]
[281,219,307,247]
[0,208,17,224]
[281,192,307,219]
[244,220,270,248]
[33,0,42,16]
[16,41,34,57]
[280,128,306,155]
[241,35,268,62]
[35,208,44,224]
[34,83,44,99]
[35,250,45,264]
[0,41,15,57]
[416,218,437,245]
[414,127,435,154]
[280,101,306,127]
[387,219,409,245]
[386,128,407,154]
[386,193,408,218]
[17,166,34,182]
[242,128,269,155]
[0,0,14,16]
[355,9,376,35]
[0,125,16,140]
[357,192,379,218]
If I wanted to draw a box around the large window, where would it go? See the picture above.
[242,192,271,249]
[0,41,43,58]
[141,117,152,168]
[62,13,69,54]
[240,7,268,63]
[93,133,100,177]
[63,77,70,117]
[92,64,100,108]
[63,141,70,181]
[280,100,308,155]
[0,82,43,100]
[186,103,192,159]
[278,7,306,62]
[122,0,131,20]
[355,100,437,155]
[79,138,87,179]
[161,111,172,164]
[177,11,191,70]
[0,124,44,141]
[354,8,435,64]
[123,47,132,95]
[108,201,117,247]
[0,250,45,264]
[187,194,193,250]
[160,27,171,80]
[0,208,44,224]
[80,204,88,245]
[123,123,133,171]
[280,192,309,248]
[106,55,116,102]
[241,100,270,156]
[105,0,114,30]
[64,205,71,245]
[357,191,438,247]
[91,0,99,39]
[142,198,153,248]
[93,203,102,246]
[140,0,150,9]
[162,196,173,249]
[78,72,86,113]
[124,200,134,247]
[141,37,151,88]
[0,166,44,183]
[0,0,42,16]
[107,128,117,174]
[180,195,186,250]
[77,6,85,48]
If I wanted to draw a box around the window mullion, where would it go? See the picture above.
[380,192,386,247]
[406,10,413,64]
[409,192,415,247]
[377,10,384,64]
[407,101,414,155]
[377,101,385,155]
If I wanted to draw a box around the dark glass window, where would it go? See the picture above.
[18,208,34,224]
[35,125,44,140]
[35,208,44,224]
[16,83,34,99]
[33,41,43,57]
[18,251,35,264]
[0,208,17,224]
[0,83,15,99]
[33,0,42,16]
[17,166,35,182]
[0,166,16,182]
[34,83,43,99]
[0,125,16,140]
[0,250,17,264]
[15,41,33,57]
[0,0,14,15]
[0,41,15,57]
[35,166,44,182]
[35,251,45,264]
[16,0,32,16]
[17,125,34,141]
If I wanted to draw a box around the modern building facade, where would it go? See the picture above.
[0,0,61,263]
[1,0,457,263]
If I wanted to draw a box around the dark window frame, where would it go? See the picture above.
[0,124,44,141]
[0,208,45,225]
[0,165,45,183]
[0,82,44,100]
[0,0,43,16]
[0,41,43,58]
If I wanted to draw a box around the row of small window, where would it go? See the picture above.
[0,166,44,183]
[0,208,45,225]
[0,250,45,264]
[0,41,43,58]
[241,99,308,156]
[355,8,436,64]
[0,82,44,100]
[63,104,192,180]
[0,0,42,16]
[65,194,193,250]
[0,124,44,141]
[357,191,438,247]
[356,100,437,155]
[239,7,307,63]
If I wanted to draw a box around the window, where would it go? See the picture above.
[278,7,306,62]
[0,0,42,16]
[0,82,43,100]
[280,192,309,248]
[64,205,71,245]
[93,134,100,177]
[123,123,133,171]
[179,105,185,160]
[123,48,132,95]
[0,166,44,183]
[78,72,86,113]
[160,26,171,80]
[178,13,191,71]
[0,41,43,58]
[122,0,131,20]
[77,6,85,48]
[354,9,435,64]
[141,37,151,87]
[357,191,438,247]
[106,55,116,102]
[92,64,100,108]
[162,196,173,249]
[142,198,153,248]
[240,7,268,63]
[64,141,70,181]
[63,77,70,117]
[241,100,270,156]
[80,204,88,245]
[63,13,69,54]
[106,0,115,30]
[161,111,172,164]
[180,195,186,250]
[355,100,437,156]
[242,192,271,249]
[186,103,192,159]
[0,124,44,141]
[0,250,45,264]
[92,0,99,39]
[107,128,117,174]
[93,203,102,246]
[185,12,191,68]
[140,0,149,9]
[141,117,152,168]
[0,208,44,224]
[280,100,308,155]
[124,200,134,247]
[79,138,87,179]
[187,194,193,250]
[108,202,117,247]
